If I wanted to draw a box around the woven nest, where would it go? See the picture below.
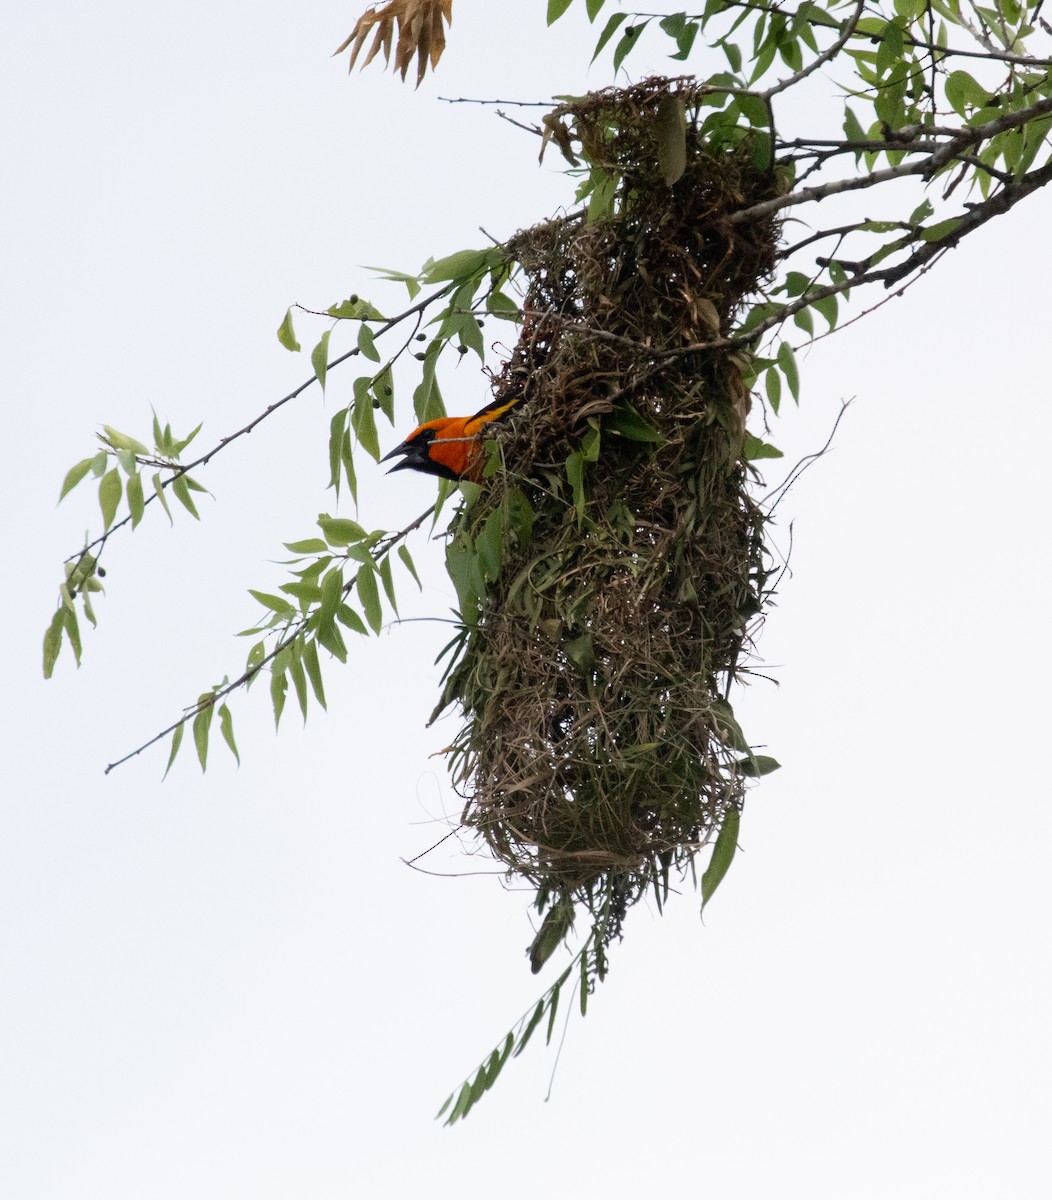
[434,79,781,964]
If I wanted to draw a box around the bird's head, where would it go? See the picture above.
[381,417,477,482]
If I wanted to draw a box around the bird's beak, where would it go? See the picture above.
[381,443,410,471]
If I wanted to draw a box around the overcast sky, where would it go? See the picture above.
[3,3,1050,1197]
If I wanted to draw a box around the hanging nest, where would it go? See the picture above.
[433,78,781,969]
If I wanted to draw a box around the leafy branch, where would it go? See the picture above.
[45,250,518,688]
[104,502,437,776]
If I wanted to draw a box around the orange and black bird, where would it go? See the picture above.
[381,394,523,483]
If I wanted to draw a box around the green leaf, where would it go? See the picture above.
[319,564,344,620]
[170,421,203,457]
[566,633,595,675]
[485,289,520,321]
[98,468,122,530]
[245,640,266,676]
[284,538,329,555]
[192,697,214,772]
[303,638,327,709]
[152,472,173,525]
[777,341,800,403]
[506,488,535,547]
[565,450,586,520]
[793,306,815,337]
[744,127,770,171]
[669,20,700,60]
[843,104,867,155]
[921,217,962,243]
[335,604,368,636]
[765,366,782,413]
[945,69,987,116]
[515,1001,547,1058]
[318,514,367,546]
[311,329,331,391]
[529,900,575,975]
[249,589,296,616]
[357,323,381,362]
[455,311,486,361]
[218,703,240,765]
[586,0,605,18]
[171,474,200,520]
[476,509,504,584]
[352,378,381,462]
[654,93,687,186]
[423,248,494,284]
[546,980,562,1043]
[277,307,301,352]
[547,0,574,24]
[445,537,483,623]
[398,544,422,589]
[271,663,288,728]
[612,22,645,71]
[586,167,619,222]
[59,457,96,502]
[750,37,778,84]
[379,555,398,614]
[101,425,149,455]
[909,198,934,225]
[126,472,145,528]
[42,609,64,679]
[579,947,590,1015]
[738,754,781,777]
[711,697,749,752]
[875,20,902,74]
[811,292,838,329]
[289,654,308,721]
[738,92,768,128]
[357,566,383,634]
[316,615,349,661]
[742,433,784,460]
[721,38,741,73]
[281,579,323,607]
[61,606,82,666]
[701,806,740,912]
[114,448,138,479]
[163,723,184,780]
[591,11,626,61]
[328,408,348,495]
[606,404,663,443]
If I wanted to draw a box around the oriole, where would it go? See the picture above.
[381,395,522,483]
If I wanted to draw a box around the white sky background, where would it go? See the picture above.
[3,2,1051,1196]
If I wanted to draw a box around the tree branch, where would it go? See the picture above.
[64,283,457,572]
[763,0,865,99]
[103,502,438,775]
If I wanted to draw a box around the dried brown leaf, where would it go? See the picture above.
[362,22,389,69]
[336,0,452,85]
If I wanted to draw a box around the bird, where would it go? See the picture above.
[381,394,523,482]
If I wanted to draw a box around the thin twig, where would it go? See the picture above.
[763,0,865,99]
[762,400,853,515]
[66,284,456,571]
[103,502,437,774]
[438,96,553,107]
